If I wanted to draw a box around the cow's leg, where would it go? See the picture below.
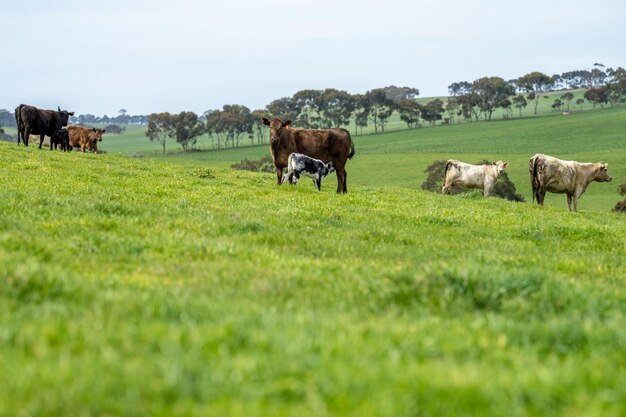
[334,161,347,194]
[566,193,573,211]
[483,184,492,197]
[23,127,30,146]
[276,167,283,186]
[281,171,291,186]
[39,135,45,149]
[314,178,321,191]
[538,188,546,206]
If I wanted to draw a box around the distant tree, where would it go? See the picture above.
[605,67,626,106]
[560,92,575,111]
[205,105,254,148]
[104,124,124,134]
[512,94,527,117]
[421,99,444,125]
[319,88,355,128]
[448,81,472,97]
[551,99,563,112]
[584,88,608,109]
[251,109,270,145]
[501,98,513,118]
[364,89,394,133]
[379,86,420,102]
[576,98,585,109]
[455,92,481,121]
[351,93,369,135]
[517,72,554,115]
[266,96,302,124]
[396,99,421,128]
[146,112,174,154]
[472,76,515,120]
[0,109,16,128]
[444,98,459,124]
[172,111,205,151]
[292,89,323,128]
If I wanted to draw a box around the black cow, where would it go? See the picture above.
[282,153,335,191]
[15,104,74,147]
[50,128,70,152]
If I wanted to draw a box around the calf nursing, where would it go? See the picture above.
[282,153,335,191]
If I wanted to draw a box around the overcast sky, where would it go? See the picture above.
[3,0,625,116]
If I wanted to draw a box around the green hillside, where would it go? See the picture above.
[100,106,626,212]
[1,142,625,416]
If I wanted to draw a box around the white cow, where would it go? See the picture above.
[529,153,612,211]
[441,160,509,196]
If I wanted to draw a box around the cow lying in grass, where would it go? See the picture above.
[442,160,509,196]
[529,153,612,211]
[282,153,335,191]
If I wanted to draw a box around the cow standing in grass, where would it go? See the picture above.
[66,126,106,153]
[262,118,355,194]
[50,128,70,152]
[529,153,612,211]
[15,104,74,147]
[442,160,509,196]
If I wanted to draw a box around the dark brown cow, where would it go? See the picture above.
[66,125,106,153]
[262,118,355,193]
[15,104,74,147]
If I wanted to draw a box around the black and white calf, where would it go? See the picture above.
[282,153,335,191]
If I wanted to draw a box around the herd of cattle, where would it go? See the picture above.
[14,104,105,153]
[262,117,613,211]
[11,108,614,212]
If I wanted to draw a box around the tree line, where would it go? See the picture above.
[145,64,626,152]
[1,64,624,152]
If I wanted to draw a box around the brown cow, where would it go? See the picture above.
[529,153,612,211]
[262,118,355,193]
[66,126,106,153]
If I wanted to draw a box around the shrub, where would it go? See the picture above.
[613,183,626,213]
[231,156,275,173]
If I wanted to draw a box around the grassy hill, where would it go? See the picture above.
[1,142,626,416]
[100,106,626,212]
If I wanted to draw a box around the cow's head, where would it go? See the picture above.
[262,118,291,143]
[325,161,335,176]
[92,128,106,142]
[57,106,75,127]
[493,160,509,175]
[594,162,612,182]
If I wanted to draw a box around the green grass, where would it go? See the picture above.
[1,142,626,416]
[100,106,626,212]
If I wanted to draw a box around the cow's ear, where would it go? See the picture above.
[102,129,106,133]
[69,112,75,116]
[503,162,509,168]
[93,128,97,132]
[262,118,270,126]
[283,120,292,128]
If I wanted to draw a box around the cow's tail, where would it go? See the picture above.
[348,137,355,159]
[15,104,22,143]
[529,154,541,203]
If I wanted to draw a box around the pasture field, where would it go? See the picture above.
[101,106,626,212]
[1,142,626,416]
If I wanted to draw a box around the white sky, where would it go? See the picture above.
[2,0,625,116]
